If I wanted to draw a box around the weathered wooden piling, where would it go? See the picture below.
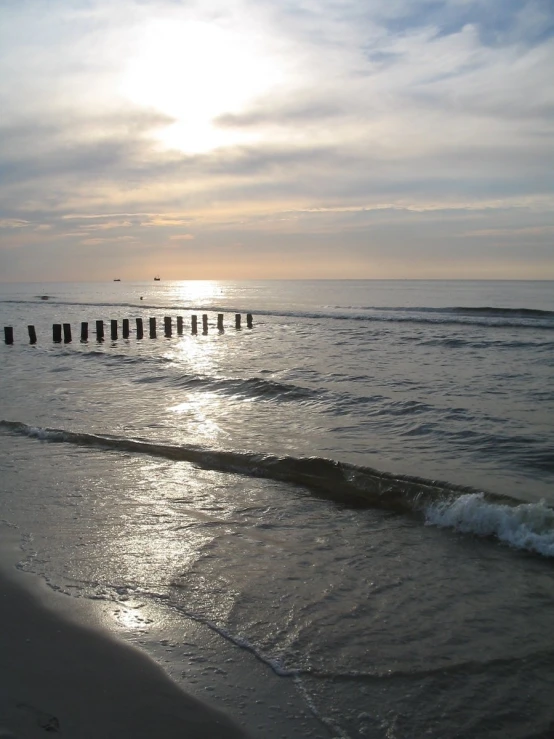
[5,311,252,347]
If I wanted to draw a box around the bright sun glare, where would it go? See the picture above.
[121,19,282,153]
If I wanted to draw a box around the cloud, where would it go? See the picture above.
[79,220,133,231]
[79,235,137,245]
[141,217,193,227]
[0,219,29,229]
[215,102,345,128]
[0,0,553,279]
[462,225,554,237]
[363,0,554,47]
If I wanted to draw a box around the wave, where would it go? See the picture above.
[52,352,554,434]
[69,350,317,402]
[338,305,554,318]
[48,351,554,470]
[171,374,316,402]
[418,337,554,349]
[78,350,175,367]
[4,298,554,331]
[10,346,552,474]
[425,493,554,558]
[3,298,161,309]
[2,419,553,558]
[452,306,554,318]
[405,426,554,475]
[1,298,255,315]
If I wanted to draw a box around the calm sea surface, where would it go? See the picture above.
[1,280,553,738]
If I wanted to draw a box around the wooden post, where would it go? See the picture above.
[202,314,208,334]
[149,317,156,338]
[28,326,37,344]
[164,316,172,337]
[96,320,104,341]
[191,315,198,334]
[53,324,62,343]
[111,320,118,340]
[217,313,224,332]
[122,318,130,339]
[81,322,88,342]
[136,318,144,339]
[4,327,14,344]
[235,313,241,329]
[63,323,72,343]
[176,316,183,335]
[247,313,253,329]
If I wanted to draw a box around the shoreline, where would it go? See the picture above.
[0,531,249,739]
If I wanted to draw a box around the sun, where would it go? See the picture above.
[120,18,282,153]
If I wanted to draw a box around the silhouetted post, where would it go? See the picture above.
[176,316,183,335]
[53,324,62,343]
[110,319,118,340]
[235,313,241,329]
[81,322,88,342]
[149,317,156,338]
[63,323,72,343]
[164,316,172,337]
[217,313,224,332]
[247,313,253,329]
[136,318,144,339]
[191,315,198,334]
[4,327,14,344]
[122,318,130,339]
[28,326,37,344]
[202,314,208,334]
[96,320,104,341]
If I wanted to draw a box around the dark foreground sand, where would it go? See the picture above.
[0,563,249,738]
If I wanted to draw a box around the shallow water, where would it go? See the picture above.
[1,280,553,737]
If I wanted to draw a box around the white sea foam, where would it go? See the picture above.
[425,493,554,557]
[27,426,67,442]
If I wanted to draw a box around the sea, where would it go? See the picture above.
[1,279,553,739]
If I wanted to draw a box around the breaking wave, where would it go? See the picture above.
[2,419,553,558]
[425,493,554,558]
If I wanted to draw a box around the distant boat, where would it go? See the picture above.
[154,275,160,281]
[113,278,121,282]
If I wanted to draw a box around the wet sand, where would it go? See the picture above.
[0,551,249,739]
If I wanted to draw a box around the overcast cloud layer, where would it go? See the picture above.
[0,0,553,280]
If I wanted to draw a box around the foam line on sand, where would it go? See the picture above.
[0,542,249,739]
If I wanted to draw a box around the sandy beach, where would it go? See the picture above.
[0,537,249,739]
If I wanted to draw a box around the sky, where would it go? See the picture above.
[0,0,553,281]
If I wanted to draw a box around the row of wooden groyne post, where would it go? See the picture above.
[3,313,253,344]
